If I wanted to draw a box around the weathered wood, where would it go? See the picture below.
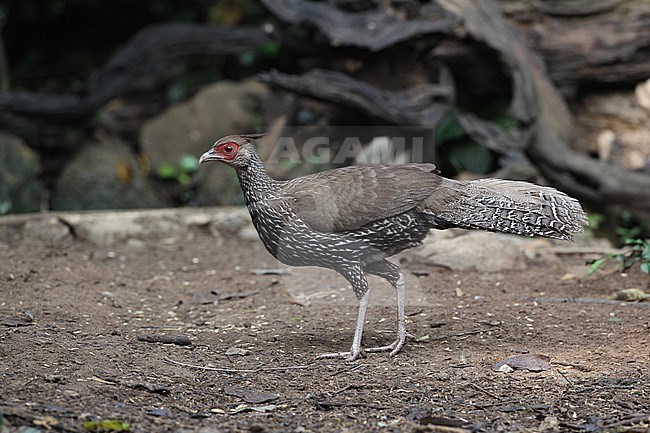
[259,67,454,128]
[439,0,650,216]
[260,0,650,216]
[514,16,650,96]
[533,0,622,16]
[260,0,457,52]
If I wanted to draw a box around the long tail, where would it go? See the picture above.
[421,178,588,241]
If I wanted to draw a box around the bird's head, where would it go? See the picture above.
[199,133,265,170]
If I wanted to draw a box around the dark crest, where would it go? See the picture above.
[240,133,267,141]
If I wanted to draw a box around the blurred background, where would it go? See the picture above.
[1,0,649,245]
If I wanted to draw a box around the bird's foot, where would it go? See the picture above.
[317,332,414,361]
[364,332,414,357]
[316,347,366,361]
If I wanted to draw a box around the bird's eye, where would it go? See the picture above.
[224,145,233,153]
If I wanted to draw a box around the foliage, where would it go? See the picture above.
[478,99,518,130]
[83,419,130,432]
[586,212,605,230]
[587,238,650,275]
[614,211,649,242]
[156,154,199,186]
[447,141,495,174]
[434,113,466,145]
[0,199,10,215]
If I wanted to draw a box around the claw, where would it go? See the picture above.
[317,332,412,360]
[316,347,366,361]
[364,333,410,357]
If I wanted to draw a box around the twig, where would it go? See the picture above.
[430,328,499,341]
[552,361,592,372]
[92,376,171,395]
[138,334,192,346]
[406,309,424,317]
[524,297,650,307]
[557,369,573,387]
[333,384,364,394]
[474,398,521,409]
[316,401,387,410]
[329,363,366,377]
[163,357,315,373]
[469,383,500,400]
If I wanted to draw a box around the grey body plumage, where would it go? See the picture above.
[200,134,587,360]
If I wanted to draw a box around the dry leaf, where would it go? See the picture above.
[190,292,220,305]
[2,312,34,327]
[612,288,647,302]
[492,354,551,372]
[223,386,279,404]
[225,347,249,356]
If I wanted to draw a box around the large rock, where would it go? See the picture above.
[0,207,252,246]
[51,137,163,210]
[0,132,43,214]
[140,78,268,206]
[194,164,244,206]
[56,207,251,246]
[414,231,532,272]
[140,78,269,173]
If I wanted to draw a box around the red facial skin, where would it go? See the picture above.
[214,141,239,160]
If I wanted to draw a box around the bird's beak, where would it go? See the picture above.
[199,149,220,164]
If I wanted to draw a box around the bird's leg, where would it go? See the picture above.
[317,291,369,361]
[316,289,369,361]
[350,288,369,358]
[317,266,370,361]
[364,272,410,356]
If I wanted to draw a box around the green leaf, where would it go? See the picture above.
[83,419,130,432]
[435,114,466,145]
[641,242,650,260]
[587,258,606,275]
[156,163,178,180]
[641,262,650,274]
[176,172,191,186]
[261,41,279,57]
[448,141,494,174]
[0,199,11,215]
[477,100,518,130]
[587,213,605,231]
[178,154,199,173]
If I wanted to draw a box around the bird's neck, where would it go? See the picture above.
[237,154,280,202]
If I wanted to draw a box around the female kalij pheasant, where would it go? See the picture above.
[200,134,587,360]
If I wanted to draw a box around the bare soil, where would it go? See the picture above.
[1,226,649,433]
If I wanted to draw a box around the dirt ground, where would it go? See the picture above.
[1,220,649,433]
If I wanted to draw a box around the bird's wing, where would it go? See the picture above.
[281,164,442,232]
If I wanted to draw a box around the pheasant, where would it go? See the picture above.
[199,133,587,360]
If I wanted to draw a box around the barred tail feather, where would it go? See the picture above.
[423,178,588,241]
